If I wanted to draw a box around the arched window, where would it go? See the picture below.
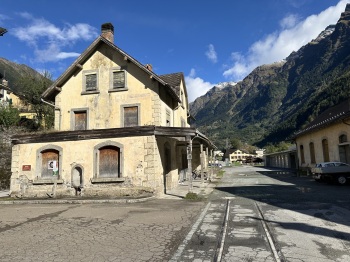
[98,146,120,177]
[339,134,347,143]
[322,139,330,162]
[93,141,124,181]
[300,145,305,164]
[36,145,63,181]
[309,142,316,164]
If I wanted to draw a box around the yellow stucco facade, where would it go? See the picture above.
[295,121,350,169]
[10,23,214,198]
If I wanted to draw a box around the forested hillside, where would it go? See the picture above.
[190,5,350,149]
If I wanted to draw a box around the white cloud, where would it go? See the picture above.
[185,68,214,102]
[11,13,98,62]
[280,14,300,29]
[205,44,218,63]
[223,0,350,82]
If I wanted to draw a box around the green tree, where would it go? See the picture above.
[230,138,241,149]
[0,106,20,129]
[17,71,54,129]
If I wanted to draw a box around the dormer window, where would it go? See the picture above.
[82,70,99,94]
[109,67,128,92]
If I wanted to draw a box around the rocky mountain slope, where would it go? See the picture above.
[0,58,44,93]
[190,4,350,149]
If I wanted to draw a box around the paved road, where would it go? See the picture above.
[173,166,350,261]
[1,166,350,261]
[0,199,206,262]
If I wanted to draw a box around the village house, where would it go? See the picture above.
[0,78,35,121]
[264,145,297,170]
[293,98,350,172]
[10,23,215,198]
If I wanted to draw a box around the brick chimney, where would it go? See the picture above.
[101,23,114,43]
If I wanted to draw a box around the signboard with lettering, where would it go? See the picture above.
[22,165,31,171]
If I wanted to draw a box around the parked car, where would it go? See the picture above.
[311,162,350,185]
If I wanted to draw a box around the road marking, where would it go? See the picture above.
[169,202,211,262]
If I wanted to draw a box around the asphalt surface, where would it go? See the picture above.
[1,165,350,261]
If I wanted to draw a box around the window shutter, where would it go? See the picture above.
[86,74,97,91]
[113,71,125,88]
[124,106,138,127]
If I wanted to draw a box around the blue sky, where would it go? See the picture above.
[0,0,349,102]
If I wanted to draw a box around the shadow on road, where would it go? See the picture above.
[213,166,350,241]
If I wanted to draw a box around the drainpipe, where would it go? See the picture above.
[41,98,61,129]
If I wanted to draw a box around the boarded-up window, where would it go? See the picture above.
[86,74,97,91]
[74,111,87,130]
[99,146,120,177]
[41,149,59,178]
[124,106,138,127]
[309,142,316,164]
[113,71,125,89]
[322,139,330,162]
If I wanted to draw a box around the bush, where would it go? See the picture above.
[184,192,201,200]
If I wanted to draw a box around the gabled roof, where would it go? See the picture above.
[159,72,187,98]
[42,36,181,103]
[294,98,350,138]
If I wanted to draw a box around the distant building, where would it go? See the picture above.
[0,79,36,121]
[293,98,350,171]
[264,145,297,169]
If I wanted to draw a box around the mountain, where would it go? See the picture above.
[0,58,45,93]
[190,4,350,149]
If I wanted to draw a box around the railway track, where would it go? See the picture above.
[171,199,285,262]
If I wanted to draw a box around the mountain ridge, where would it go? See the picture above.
[190,4,350,149]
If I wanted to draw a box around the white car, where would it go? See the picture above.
[314,162,350,168]
[312,162,350,185]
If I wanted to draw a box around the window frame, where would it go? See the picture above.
[92,141,125,183]
[309,142,316,164]
[121,104,140,127]
[34,145,63,184]
[109,67,128,92]
[71,108,89,131]
[82,69,100,95]
[322,138,330,162]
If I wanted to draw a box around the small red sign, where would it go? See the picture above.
[22,165,31,171]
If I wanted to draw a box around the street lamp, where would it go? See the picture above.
[0,27,8,36]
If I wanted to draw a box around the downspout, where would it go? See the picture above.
[41,98,61,130]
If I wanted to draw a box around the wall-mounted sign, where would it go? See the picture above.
[22,165,31,171]
[48,160,57,170]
